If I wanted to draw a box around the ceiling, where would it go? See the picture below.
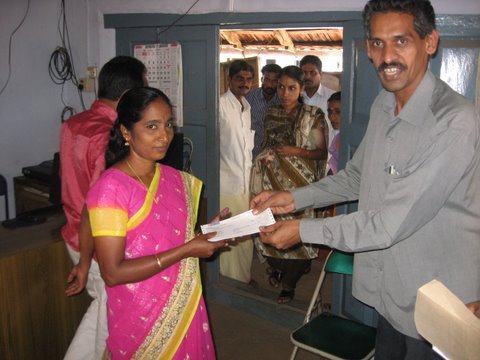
[220,28,343,52]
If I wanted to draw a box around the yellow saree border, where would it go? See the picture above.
[156,267,202,360]
[126,164,161,231]
[183,172,202,224]
[133,171,204,360]
[90,167,161,238]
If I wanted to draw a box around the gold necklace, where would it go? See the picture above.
[125,160,158,204]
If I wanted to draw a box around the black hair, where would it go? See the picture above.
[362,0,436,39]
[105,87,173,168]
[328,91,341,103]
[299,55,323,73]
[228,60,255,78]
[261,63,282,75]
[97,56,147,101]
[279,65,305,104]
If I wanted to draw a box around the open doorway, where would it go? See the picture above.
[218,27,343,310]
[220,28,343,93]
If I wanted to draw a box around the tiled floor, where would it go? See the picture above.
[207,248,332,360]
[208,299,322,360]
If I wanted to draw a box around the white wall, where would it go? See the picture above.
[0,0,91,219]
[0,0,479,220]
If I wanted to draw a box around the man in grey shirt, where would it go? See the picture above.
[251,0,480,358]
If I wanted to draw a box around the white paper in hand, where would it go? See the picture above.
[201,208,276,242]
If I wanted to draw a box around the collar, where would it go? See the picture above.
[91,100,117,123]
[382,69,435,126]
[254,88,278,103]
[225,88,250,111]
[302,83,326,100]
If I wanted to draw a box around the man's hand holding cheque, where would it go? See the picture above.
[250,190,302,250]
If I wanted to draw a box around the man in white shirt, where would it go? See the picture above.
[300,55,336,171]
[219,60,255,283]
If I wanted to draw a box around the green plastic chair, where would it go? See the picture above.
[290,251,376,360]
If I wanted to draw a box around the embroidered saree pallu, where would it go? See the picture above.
[87,164,215,360]
[250,104,327,259]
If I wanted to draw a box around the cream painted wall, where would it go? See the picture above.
[0,0,479,220]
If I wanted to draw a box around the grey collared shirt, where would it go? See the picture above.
[292,70,480,338]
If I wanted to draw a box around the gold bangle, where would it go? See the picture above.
[155,254,162,270]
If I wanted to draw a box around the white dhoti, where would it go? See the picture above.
[64,244,108,360]
[219,193,254,283]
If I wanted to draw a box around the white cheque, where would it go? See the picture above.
[201,208,276,242]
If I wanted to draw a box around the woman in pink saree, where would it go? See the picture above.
[86,87,227,359]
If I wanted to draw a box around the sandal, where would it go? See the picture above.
[277,289,295,304]
[268,270,283,288]
[303,264,311,274]
[248,279,258,288]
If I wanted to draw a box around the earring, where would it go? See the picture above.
[124,139,130,146]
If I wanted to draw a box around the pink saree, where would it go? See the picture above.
[87,164,215,360]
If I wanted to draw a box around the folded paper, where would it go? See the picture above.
[201,208,275,242]
[415,279,480,360]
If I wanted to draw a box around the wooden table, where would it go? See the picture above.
[0,211,90,360]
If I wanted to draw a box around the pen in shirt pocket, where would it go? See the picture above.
[385,164,400,176]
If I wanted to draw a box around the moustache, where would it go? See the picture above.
[263,87,276,94]
[239,86,250,90]
[378,62,407,72]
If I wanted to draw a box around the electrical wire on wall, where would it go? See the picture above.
[0,0,31,96]
[156,0,200,39]
[48,0,86,116]
[61,106,74,123]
